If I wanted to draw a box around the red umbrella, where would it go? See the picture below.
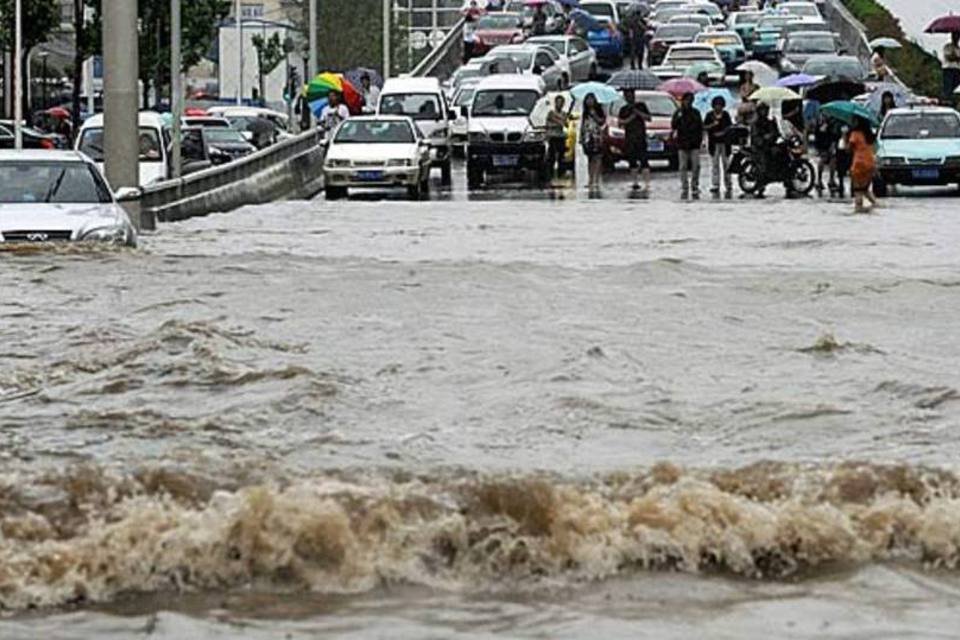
[658,77,705,99]
[338,76,364,114]
[45,106,70,119]
[925,15,960,33]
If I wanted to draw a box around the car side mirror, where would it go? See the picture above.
[460,105,469,118]
[115,186,142,201]
[533,65,544,75]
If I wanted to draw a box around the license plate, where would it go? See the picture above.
[356,170,384,181]
[648,139,664,152]
[492,155,518,167]
[912,167,939,180]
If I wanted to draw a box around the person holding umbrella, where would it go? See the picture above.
[944,33,960,99]
[671,92,703,200]
[320,91,350,132]
[619,88,652,194]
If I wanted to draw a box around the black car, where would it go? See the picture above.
[0,121,65,150]
[201,127,258,164]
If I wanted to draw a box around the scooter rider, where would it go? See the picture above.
[750,102,792,198]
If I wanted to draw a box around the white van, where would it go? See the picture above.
[76,112,170,187]
[377,77,454,184]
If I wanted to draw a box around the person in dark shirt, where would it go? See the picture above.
[750,101,782,198]
[670,92,703,200]
[703,95,733,199]
[619,88,652,193]
[532,5,548,36]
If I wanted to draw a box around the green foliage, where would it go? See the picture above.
[253,32,285,76]
[306,0,418,75]
[841,0,942,98]
[0,0,60,52]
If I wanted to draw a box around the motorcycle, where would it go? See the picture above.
[731,135,816,197]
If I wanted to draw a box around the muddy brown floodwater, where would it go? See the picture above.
[3,189,960,638]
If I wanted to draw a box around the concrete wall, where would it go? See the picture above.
[218,20,291,108]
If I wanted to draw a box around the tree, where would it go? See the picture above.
[82,0,230,107]
[252,32,284,103]
[0,0,60,117]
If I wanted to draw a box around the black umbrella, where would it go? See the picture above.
[805,79,867,104]
[607,69,660,90]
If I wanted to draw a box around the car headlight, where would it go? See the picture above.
[80,225,130,244]
[325,158,350,168]
[880,156,905,166]
[523,130,545,142]
[387,158,412,167]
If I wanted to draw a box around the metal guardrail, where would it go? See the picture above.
[823,0,908,90]
[411,17,466,78]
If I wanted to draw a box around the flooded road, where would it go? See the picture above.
[3,177,960,637]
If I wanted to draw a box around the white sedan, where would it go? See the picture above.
[0,150,137,247]
[323,116,432,200]
[525,35,598,83]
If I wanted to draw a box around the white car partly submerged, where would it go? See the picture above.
[0,150,138,247]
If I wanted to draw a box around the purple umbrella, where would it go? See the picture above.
[925,15,960,33]
[776,73,821,88]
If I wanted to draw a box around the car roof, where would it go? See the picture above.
[670,42,716,50]
[344,115,417,123]
[80,111,166,128]
[886,106,959,116]
[657,21,701,30]
[696,30,739,37]
[475,74,545,91]
[0,150,90,162]
[381,77,442,93]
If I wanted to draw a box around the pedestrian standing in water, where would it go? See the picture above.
[580,93,606,192]
[703,95,733,198]
[848,116,878,212]
[619,88,652,194]
[546,95,569,178]
[671,92,703,200]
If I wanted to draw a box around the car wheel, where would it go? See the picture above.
[873,175,888,197]
[325,186,347,200]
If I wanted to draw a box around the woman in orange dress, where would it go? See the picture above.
[848,116,879,212]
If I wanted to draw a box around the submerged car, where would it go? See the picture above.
[874,107,960,195]
[0,150,137,247]
[323,116,432,200]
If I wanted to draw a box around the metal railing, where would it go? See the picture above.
[411,17,466,78]
[823,0,908,89]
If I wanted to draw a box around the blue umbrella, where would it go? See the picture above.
[569,8,602,32]
[776,73,820,88]
[570,81,622,104]
[693,88,738,115]
[866,82,911,114]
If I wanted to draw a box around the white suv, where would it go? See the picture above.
[378,77,455,184]
[465,74,547,188]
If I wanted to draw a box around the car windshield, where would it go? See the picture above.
[881,113,960,139]
[696,34,741,46]
[670,14,709,25]
[635,94,677,116]
[686,3,720,16]
[488,51,534,69]
[531,38,565,55]
[758,17,793,29]
[379,93,443,120]
[335,120,415,143]
[472,89,540,116]
[0,161,111,204]
[454,88,476,106]
[786,35,835,52]
[79,126,162,163]
[668,48,715,61]
[802,58,864,79]
[582,2,615,18]
[784,4,819,17]
[478,14,520,28]
[204,129,248,143]
[731,12,762,24]
[655,24,700,38]
[653,8,685,21]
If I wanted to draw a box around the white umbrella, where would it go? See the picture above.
[736,61,778,87]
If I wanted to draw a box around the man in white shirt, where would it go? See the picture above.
[319,91,350,132]
[361,74,380,113]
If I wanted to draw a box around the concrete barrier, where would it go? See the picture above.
[822,0,907,89]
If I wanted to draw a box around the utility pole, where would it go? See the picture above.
[14,0,22,149]
[102,0,139,192]
[308,0,317,80]
[383,0,390,79]
[171,0,182,178]
[236,0,243,105]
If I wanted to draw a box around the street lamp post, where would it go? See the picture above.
[14,0,23,149]
[171,0,182,178]
[236,0,243,105]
